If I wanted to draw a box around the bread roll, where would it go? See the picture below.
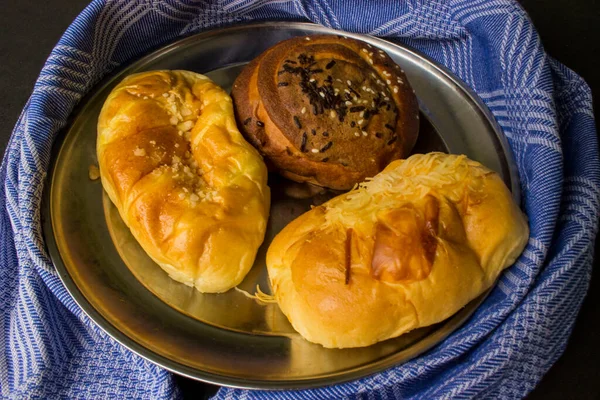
[267,153,528,348]
[97,70,270,293]
[232,35,419,190]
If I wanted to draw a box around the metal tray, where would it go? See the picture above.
[42,22,519,390]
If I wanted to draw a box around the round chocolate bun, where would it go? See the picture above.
[231,35,419,190]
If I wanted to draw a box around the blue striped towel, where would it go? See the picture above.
[1,1,598,398]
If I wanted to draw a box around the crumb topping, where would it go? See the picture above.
[124,82,222,207]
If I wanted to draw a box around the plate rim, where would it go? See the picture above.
[42,21,518,390]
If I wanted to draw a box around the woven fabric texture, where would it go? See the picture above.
[1,1,598,399]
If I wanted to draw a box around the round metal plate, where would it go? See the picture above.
[43,22,519,389]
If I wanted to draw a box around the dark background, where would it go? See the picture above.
[1,1,598,399]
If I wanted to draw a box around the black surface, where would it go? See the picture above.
[1,2,598,399]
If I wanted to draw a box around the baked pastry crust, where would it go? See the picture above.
[232,35,419,190]
[97,70,270,293]
[267,153,529,348]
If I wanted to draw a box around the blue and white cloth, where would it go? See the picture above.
[1,0,598,398]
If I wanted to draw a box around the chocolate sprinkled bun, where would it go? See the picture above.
[231,35,419,190]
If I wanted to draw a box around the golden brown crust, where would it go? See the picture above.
[97,70,270,293]
[267,153,529,348]
[232,35,419,190]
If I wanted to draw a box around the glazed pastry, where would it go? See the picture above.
[232,35,419,190]
[97,70,270,293]
[266,153,529,348]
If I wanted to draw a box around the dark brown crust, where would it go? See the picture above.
[232,55,265,149]
[232,35,419,190]
[344,228,353,284]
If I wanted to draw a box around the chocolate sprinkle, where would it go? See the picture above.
[375,132,383,138]
[322,131,329,137]
[293,116,302,129]
[300,132,308,152]
[311,129,316,136]
[256,120,265,127]
[277,49,399,129]
[280,54,353,123]
[320,141,333,152]
[348,87,361,98]
[243,117,252,125]
[385,124,395,130]
[298,53,314,65]
[387,136,397,145]
[322,157,329,162]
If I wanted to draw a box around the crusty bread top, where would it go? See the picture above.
[232,35,419,190]
[266,153,529,348]
[97,70,270,293]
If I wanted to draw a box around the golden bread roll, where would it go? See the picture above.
[97,70,270,293]
[231,35,419,190]
[267,153,529,348]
